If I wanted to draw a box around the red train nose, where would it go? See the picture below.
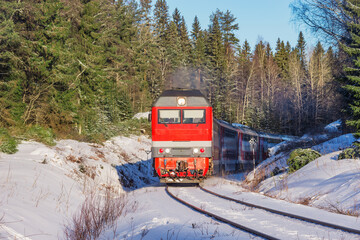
[169,171,176,178]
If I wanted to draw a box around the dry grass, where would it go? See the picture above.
[119,150,131,162]
[323,201,360,217]
[277,175,289,194]
[242,168,266,191]
[64,188,129,240]
[66,155,83,163]
[95,149,105,161]
[295,197,313,206]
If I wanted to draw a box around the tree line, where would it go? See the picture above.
[0,0,348,140]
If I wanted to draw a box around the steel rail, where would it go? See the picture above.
[165,185,280,240]
[199,186,360,236]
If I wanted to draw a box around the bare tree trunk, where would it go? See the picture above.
[241,61,256,121]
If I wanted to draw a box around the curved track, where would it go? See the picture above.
[165,185,279,240]
[199,186,360,236]
[166,185,360,240]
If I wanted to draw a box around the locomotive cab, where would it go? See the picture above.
[151,89,213,183]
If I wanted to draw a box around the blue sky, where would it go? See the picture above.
[165,0,315,50]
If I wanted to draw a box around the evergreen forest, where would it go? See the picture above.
[0,0,357,145]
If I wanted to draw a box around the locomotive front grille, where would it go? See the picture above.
[172,148,192,156]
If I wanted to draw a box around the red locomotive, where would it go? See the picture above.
[151,89,282,183]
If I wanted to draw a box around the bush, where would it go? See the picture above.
[0,128,18,154]
[116,118,151,137]
[25,125,56,146]
[338,147,360,160]
[64,189,128,240]
[81,117,151,143]
[287,148,321,173]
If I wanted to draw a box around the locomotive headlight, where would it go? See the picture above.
[200,148,205,153]
[159,148,164,154]
[177,97,186,106]
[193,148,199,154]
[165,148,171,154]
[169,171,176,178]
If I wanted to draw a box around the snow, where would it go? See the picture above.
[311,133,356,154]
[324,119,342,133]
[132,112,150,120]
[1,119,360,239]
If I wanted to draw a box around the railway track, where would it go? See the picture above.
[165,185,278,240]
[166,185,360,240]
[199,185,360,236]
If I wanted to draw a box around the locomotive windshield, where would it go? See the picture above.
[157,109,206,124]
[183,109,206,124]
[158,110,181,124]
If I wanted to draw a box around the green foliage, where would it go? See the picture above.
[25,125,56,146]
[343,1,360,138]
[287,148,321,173]
[116,118,152,137]
[338,147,360,160]
[0,128,18,154]
[0,0,345,139]
[81,118,151,143]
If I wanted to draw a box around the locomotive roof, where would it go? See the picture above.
[154,89,211,107]
[160,89,205,97]
[216,119,258,136]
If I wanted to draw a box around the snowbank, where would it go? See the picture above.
[0,135,157,239]
[133,112,150,120]
[257,133,360,215]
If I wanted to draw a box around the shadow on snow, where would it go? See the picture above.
[114,158,161,192]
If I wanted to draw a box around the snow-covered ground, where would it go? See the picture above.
[250,133,360,217]
[0,120,360,239]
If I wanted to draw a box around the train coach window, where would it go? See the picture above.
[158,110,181,124]
[183,109,205,124]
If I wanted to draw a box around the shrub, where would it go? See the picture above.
[64,189,128,240]
[25,125,56,146]
[0,128,18,154]
[115,118,151,137]
[82,118,151,143]
[287,148,321,173]
[338,147,360,160]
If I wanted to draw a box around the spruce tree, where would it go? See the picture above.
[190,16,206,88]
[0,0,25,126]
[179,16,191,63]
[166,21,182,68]
[154,0,169,44]
[296,31,307,69]
[172,8,182,35]
[341,1,360,135]
[206,13,225,119]
[219,10,239,60]
[275,38,290,80]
